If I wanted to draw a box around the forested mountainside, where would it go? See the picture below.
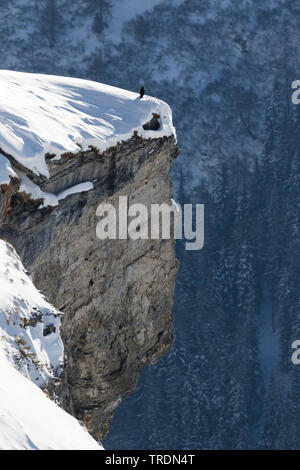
[2,0,300,188]
[106,79,300,449]
[1,0,300,449]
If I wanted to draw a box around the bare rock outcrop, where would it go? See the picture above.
[0,134,179,440]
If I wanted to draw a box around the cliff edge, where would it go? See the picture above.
[0,71,179,440]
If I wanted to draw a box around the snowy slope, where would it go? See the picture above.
[0,349,102,450]
[0,240,63,387]
[0,239,103,450]
[0,70,175,181]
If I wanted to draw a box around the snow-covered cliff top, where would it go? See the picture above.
[0,70,175,183]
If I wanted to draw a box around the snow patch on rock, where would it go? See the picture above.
[0,155,17,185]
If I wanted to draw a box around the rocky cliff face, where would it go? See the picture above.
[0,134,179,440]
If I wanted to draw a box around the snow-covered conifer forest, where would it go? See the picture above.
[1,0,300,450]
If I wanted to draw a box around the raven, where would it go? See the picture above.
[140,86,145,99]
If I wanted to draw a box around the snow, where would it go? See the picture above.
[0,70,175,182]
[171,198,181,213]
[16,170,58,208]
[14,169,94,209]
[57,181,94,201]
[0,154,17,185]
[0,239,103,450]
[0,240,63,386]
[0,349,102,450]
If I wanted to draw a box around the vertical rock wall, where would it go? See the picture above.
[0,135,179,439]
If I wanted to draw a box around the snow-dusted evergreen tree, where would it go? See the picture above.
[260,373,285,449]
[83,0,113,35]
[40,0,63,49]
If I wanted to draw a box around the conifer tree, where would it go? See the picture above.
[40,0,63,49]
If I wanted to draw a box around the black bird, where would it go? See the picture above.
[140,86,145,99]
